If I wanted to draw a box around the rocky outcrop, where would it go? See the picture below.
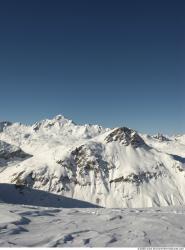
[105,127,147,148]
[0,140,31,161]
[0,121,12,132]
[110,170,163,186]
[153,133,170,142]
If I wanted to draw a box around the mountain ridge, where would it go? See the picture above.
[0,114,185,208]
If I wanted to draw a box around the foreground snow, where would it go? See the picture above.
[0,203,185,247]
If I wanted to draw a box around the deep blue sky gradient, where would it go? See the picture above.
[0,0,184,134]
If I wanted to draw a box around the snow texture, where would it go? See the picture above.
[1,202,185,247]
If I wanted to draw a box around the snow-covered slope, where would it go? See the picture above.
[1,202,185,247]
[0,114,185,208]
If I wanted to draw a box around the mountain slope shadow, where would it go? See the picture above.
[0,183,101,208]
[170,154,185,164]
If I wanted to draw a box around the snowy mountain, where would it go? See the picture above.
[0,114,185,208]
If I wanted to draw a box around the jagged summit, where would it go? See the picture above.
[32,114,75,131]
[50,114,75,124]
[153,133,171,142]
[105,127,146,148]
[31,114,107,139]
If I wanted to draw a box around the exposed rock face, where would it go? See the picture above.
[0,121,12,132]
[109,170,163,186]
[105,127,146,147]
[0,140,31,161]
[32,122,42,132]
[57,143,109,190]
[153,133,170,142]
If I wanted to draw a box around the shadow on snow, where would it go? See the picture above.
[0,183,101,208]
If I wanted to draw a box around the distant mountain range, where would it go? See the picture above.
[0,115,185,208]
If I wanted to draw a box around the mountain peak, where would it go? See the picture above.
[32,114,75,131]
[52,114,76,125]
[105,127,146,147]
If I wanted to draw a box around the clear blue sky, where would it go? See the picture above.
[0,0,184,134]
